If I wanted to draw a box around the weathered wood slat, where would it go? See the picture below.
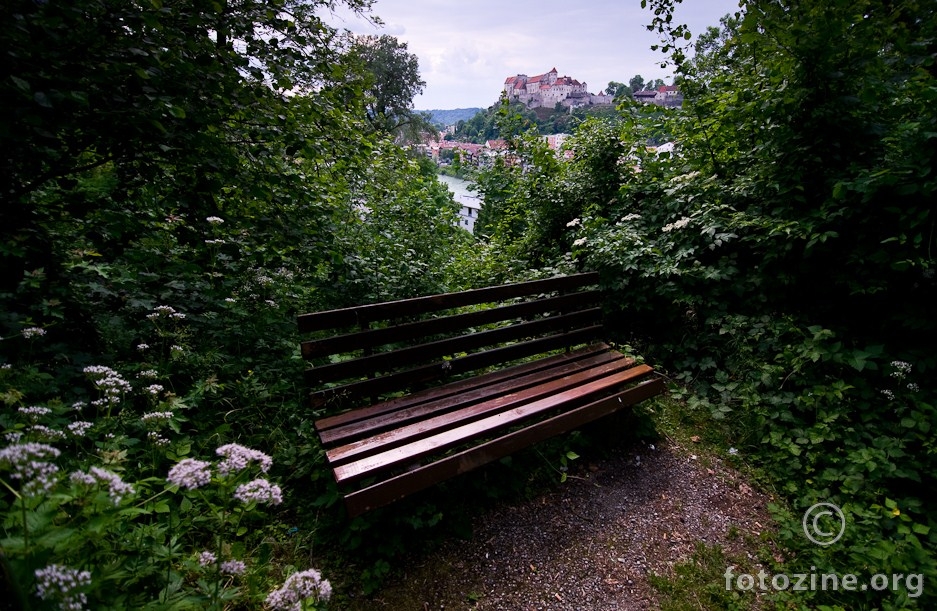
[297,272,599,332]
[333,364,654,484]
[301,290,600,359]
[307,326,604,408]
[323,359,634,465]
[342,377,666,516]
[305,308,602,386]
[314,344,610,431]
[318,349,627,445]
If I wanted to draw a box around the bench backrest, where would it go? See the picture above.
[298,272,603,410]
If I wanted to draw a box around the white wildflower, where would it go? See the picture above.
[0,442,61,496]
[144,384,164,396]
[147,431,170,446]
[70,467,134,505]
[35,564,91,611]
[21,327,47,339]
[198,551,217,567]
[572,237,588,247]
[167,458,212,490]
[138,369,159,379]
[566,218,581,228]
[216,443,273,475]
[206,216,225,225]
[221,560,247,576]
[29,425,66,441]
[67,421,93,437]
[266,568,332,610]
[19,405,52,420]
[136,343,150,352]
[233,479,283,505]
[141,411,173,422]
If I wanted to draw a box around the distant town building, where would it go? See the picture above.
[633,84,683,108]
[503,67,612,109]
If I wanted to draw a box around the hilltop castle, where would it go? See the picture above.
[503,67,612,109]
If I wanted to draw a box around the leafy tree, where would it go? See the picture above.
[606,80,633,98]
[629,74,646,92]
[349,34,434,140]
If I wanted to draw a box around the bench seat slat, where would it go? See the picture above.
[298,273,599,332]
[325,358,638,462]
[314,344,611,431]
[318,349,628,446]
[342,377,666,516]
[333,364,654,484]
[306,308,602,385]
[308,327,605,409]
[302,290,600,359]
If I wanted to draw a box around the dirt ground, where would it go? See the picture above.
[340,440,776,610]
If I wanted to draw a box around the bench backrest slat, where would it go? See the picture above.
[297,272,599,333]
[308,326,603,409]
[305,308,602,386]
[301,290,600,360]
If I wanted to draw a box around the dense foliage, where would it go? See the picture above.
[450,99,626,142]
[472,0,937,608]
[1,0,475,607]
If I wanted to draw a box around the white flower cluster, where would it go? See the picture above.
[138,369,159,379]
[221,560,247,576]
[662,216,691,233]
[167,458,213,490]
[621,213,642,222]
[198,551,217,567]
[566,218,581,228]
[890,360,912,380]
[205,239,226,245]
[147,431,170,447]
[144,384,164,396]
[141,411,173,422]
[21,327,47,339]
[206,216,225,225]
[146,305,186,321]
[216,443,273,475]
[29,424,66,442]
[35,564,92,611]
[83,365,131,408]
[19,405,52,420]
[233,478,283,505]
[0,442,61,496]
[572,237,588,247]
[265,569,332,610]
[136,343,150,352]
[69,467,134,505]
[67,421,93,437]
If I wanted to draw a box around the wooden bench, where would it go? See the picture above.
[298,272,664,517]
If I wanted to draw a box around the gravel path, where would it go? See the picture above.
[344,441,775,610]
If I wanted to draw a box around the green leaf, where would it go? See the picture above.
[566,451,580,461]
[34,91,52,108]
[10,76,29,91]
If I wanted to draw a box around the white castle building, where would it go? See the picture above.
[503,68,612,109]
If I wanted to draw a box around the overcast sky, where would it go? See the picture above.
[329,0,741,109]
